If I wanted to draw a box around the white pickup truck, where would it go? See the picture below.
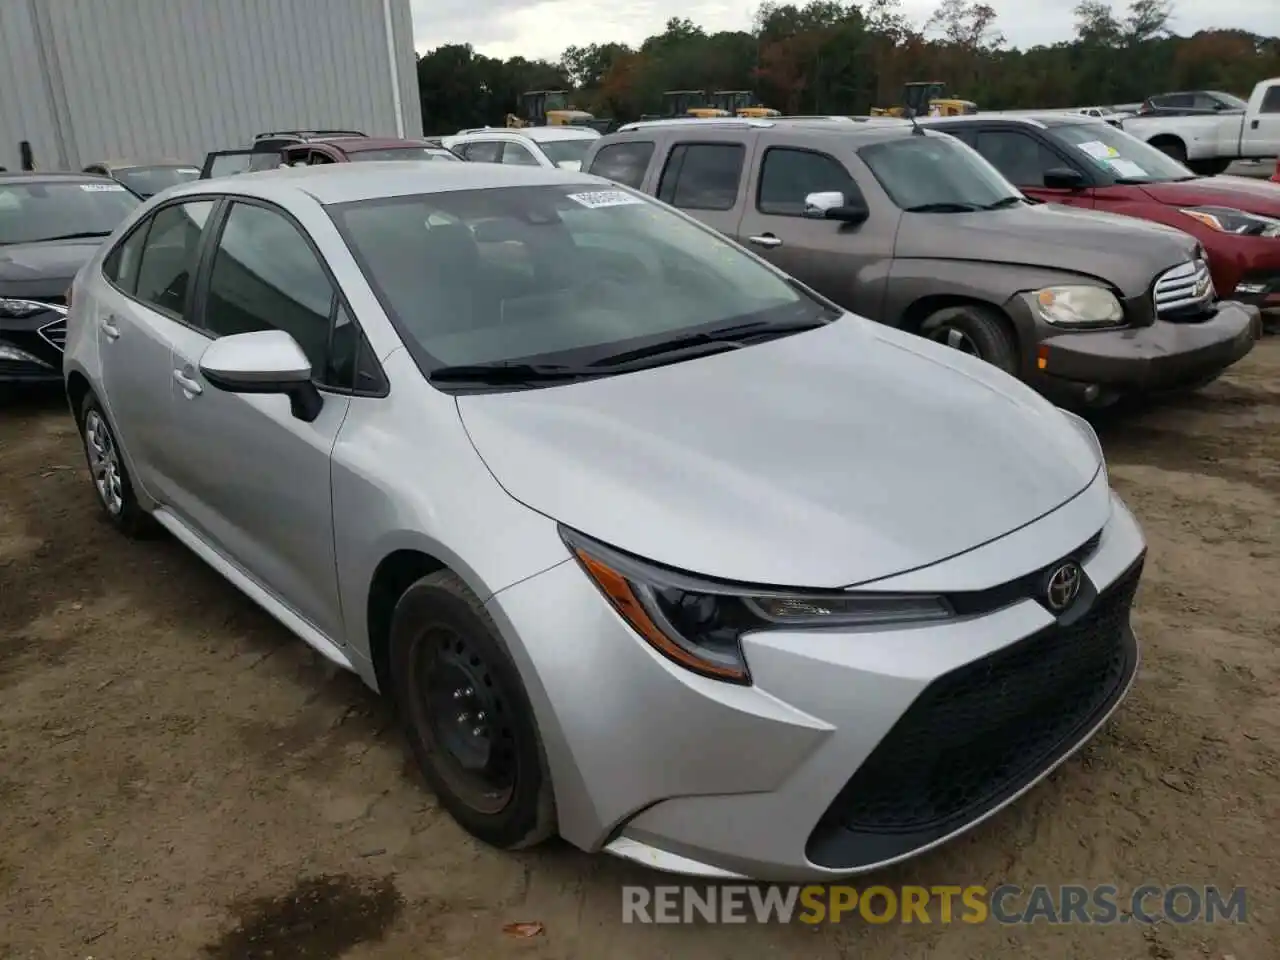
[1120,77,1280,175]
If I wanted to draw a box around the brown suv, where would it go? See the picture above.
[583,118,1260,404]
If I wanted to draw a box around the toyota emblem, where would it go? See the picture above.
[1044,561,1083,612]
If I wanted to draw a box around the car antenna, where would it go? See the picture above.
[904,106,926,135]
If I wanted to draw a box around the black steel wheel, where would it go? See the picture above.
[389,570,555,849]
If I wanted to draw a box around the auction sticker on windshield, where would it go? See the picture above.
[80,183,127,192]
[567,190,645,209]
[1077,141,1119,160]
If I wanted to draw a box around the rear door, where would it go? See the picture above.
[736,137,894,319]
[970,126,1096,208]
[652,138,752,237]
[1241,81,1280,159]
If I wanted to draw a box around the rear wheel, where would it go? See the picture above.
[77,393,155,538]
[919,304,1019,375]
[389,570,555,850]
[1150,138,1187,165]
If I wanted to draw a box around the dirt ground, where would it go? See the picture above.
[2,339,1278,960]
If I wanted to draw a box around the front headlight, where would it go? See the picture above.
[0,298,69,319]
[562,527,952,684]
[1180,206,1280,238]
[1033,285,1124,328]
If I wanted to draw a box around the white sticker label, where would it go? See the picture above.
[80,183,126,192]
[1077,140,1119,160]
[1107,159,1148,178]
[566,190,644,209]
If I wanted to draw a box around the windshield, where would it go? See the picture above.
[0,180,141,245]
[538,139,593,167]
[114,165,200,196]
[328,184,823,371]
[858,134,1022,211]
[1051,123,1193,182]
[350,147,460,162]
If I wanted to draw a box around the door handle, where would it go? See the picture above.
[1250,119,1259,129]
[173,369,203,396]
[748,234,782,249]
[100,316,121,340]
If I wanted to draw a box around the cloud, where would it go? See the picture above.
[411,0,1279,61]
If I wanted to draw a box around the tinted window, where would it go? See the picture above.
[133,200,215,319]
[973,130,1067,186]
[103,222,150,294]
[330,184,822,370]
[203,202,340,383]
[588,141,654,188]
[461,142,501,163]
[1262,86,1280,114]
[858,135,1021,210]
[657,143,744,211]
[758,148,859,215]
[1156,93,1193,108]
[113,165,200,197]
[0,180,140,245]
[501,142,540,166]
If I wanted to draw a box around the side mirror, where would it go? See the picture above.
[198,330,324,422]
[803,190,869,223]
[1043,167,1086,190]
[556,159,582,171]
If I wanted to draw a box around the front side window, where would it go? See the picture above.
[202,201,344,384]
[657,143,745,211]
[858,134,1022,211]
[588,141,654,188]
[0,180,140,246]
[973,130,1069,186]
[1050,122,1193,182]
[133,200,215,319]
[328,184,823,371]
[757,148,859,215]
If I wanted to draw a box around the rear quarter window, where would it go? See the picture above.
[587,141,654,188]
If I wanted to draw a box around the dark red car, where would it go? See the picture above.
[201,136,462,179]
[927,114,1280,310]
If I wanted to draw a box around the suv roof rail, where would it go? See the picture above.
[616,117,775,133]
[253,129,367,141]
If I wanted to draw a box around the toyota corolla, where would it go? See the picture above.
[62,162,1146,881]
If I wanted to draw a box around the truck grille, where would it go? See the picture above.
[806,557,1142,866]
[1153,259,1213,316]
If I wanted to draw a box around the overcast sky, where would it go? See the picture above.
[412,0,1278,61]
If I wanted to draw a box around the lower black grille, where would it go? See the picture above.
[807,556,1142,868]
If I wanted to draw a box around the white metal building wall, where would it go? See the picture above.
[0,0,422,171]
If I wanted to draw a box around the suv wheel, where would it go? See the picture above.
[920,304,1019,375]
[389,570,556,850]
[78,394,154,537]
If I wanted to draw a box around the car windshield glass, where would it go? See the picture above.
[350,147,460,162]
[858,134,1022,211]
[114,165,200,195]
[0,180,141,245]
[538,139,593,167]
[328,184,824,370]
[1052,123,1192,182]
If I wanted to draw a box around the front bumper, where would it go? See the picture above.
[486,485,1146,881]
[1031,300,1260,394]
[0,304,68,385]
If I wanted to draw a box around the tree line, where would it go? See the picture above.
[415,0,1280,132]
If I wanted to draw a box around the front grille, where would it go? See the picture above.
[37,316,67,352]
[813,557,1142,847]
[1154,259,1214,316]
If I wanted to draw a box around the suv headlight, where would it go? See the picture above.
[562,527,952,684]
[1033,285,1124,328]
[0,298,69,319]
[1180,206,1280,238]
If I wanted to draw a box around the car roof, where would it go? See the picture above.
[305,136,437,152]
[174,159,597,205]
[448,126,598,143]
[605,118,937,146]
[920,112,1108,130]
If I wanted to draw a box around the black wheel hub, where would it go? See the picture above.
[929,325,980,356]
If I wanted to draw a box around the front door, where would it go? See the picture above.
[163,198,352,641]
[736,142,894,320]
[1241,81,1280,159]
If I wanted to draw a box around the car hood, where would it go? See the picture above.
[0,238,102,284]
[457,316,1101,588]
[1139,176,1280,215]
[895,203,1198,298]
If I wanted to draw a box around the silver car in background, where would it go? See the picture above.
[62,162,1146,881]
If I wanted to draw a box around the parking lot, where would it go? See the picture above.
[0,337,1277,959]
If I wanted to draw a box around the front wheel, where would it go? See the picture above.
[389,570,556,850]
[919,304,1020,375]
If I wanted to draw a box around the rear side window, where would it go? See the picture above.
[501,142,540,166]
[657,143,744,211]
[588,141,654,188]
[461,141,501,163]
[757,148,859,216]
[133,200,215,320]
[1261,85,1280,114]
[102,222,150,294]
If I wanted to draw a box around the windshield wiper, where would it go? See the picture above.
[982,196,1026,210]
[427,361,602,385]
[36,230,113,242]
[902,202,983,213]
[589,315,829,368]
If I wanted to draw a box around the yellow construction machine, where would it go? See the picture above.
[506,90,597,128]
[710,90,781,118]
[870,82,977,118]
[659,90,731,119]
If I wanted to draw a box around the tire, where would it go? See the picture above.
[389,570,556,850]
[919,304,1019,375]
[77,392,155,538]
[1150,138,1187,164]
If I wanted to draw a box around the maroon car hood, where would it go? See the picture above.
[1140,177,1280,215]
